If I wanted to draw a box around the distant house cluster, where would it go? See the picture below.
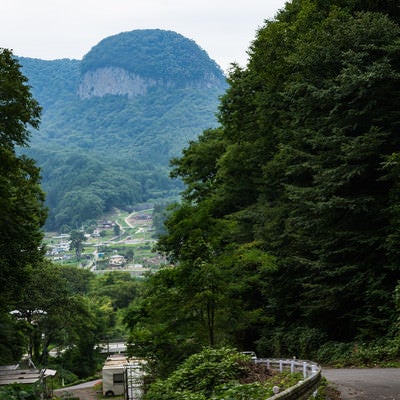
[100,220,116,229]
[44,212,163,277]
[109,254,125,268]
[101,254,153,277]
[45,234,72,261]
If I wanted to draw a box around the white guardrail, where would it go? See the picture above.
[255,358,322,400]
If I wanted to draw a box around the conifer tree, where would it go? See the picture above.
[0,49,47,313]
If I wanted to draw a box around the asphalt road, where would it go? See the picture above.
[53,368,400,400]
[54,379,101,400]
[323,368,400,400]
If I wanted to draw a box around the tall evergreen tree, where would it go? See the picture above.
[256,7,400,341]
[0,49,47,314]
[156,0,400,361]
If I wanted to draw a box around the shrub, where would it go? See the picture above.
[0,384,39,400]
[257,327,327,359]
[144,347,305,400]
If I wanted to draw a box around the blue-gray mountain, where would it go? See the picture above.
[19,29,228,230]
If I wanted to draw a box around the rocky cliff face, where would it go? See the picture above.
[77,29,227,99]
[78,67,224,99]
[78,67,156,99]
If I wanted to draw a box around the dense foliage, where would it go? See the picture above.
[81,29,225,85]
[18,29,227,230]
[0,49,47,315]
[0,51,139,375]
[126,0,400,373]
[0,384,39,400]
[4,258,141,377]
[144,347,304,400]
[0,48,144,400]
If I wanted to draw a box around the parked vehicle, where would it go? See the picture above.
[102,355,127,397]
[102,354,146,398]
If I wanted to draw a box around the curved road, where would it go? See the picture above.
[53,369,400,400]
[323,368,400,399]
[54,379,101,400]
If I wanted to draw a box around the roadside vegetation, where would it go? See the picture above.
[144,348,305,400]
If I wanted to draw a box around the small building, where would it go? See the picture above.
[109,254,126,268]
[0,365,56,398]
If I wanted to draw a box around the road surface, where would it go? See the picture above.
[53,368,400,400]
[323,368,400,400]
[54,379,101,400]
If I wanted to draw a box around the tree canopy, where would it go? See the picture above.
[0,48,47,313]
[81,29,225,86]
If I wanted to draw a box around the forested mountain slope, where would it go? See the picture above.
[18,29,227,230]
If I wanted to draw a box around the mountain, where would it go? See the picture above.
[18,29,227,230]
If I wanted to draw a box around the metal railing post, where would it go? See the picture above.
[303,362,307,379]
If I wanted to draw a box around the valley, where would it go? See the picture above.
[18,29,227,231]
[44,208,167,276]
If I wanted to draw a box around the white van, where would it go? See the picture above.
[102,355,127,396]
[102,355,146,398]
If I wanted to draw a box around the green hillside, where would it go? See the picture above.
[19,29,227,230]
[81,29,223,84]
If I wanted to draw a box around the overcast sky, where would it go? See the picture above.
[1,0,287,73]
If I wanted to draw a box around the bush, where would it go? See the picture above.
[144,347,305,400]
[257,327,327,359]
[316,337,400,367]
[145,347,248,399]
[315,342,354,366]
[0,384,39,400]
